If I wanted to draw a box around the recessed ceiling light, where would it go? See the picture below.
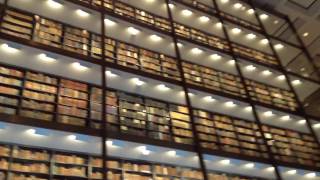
[132,78,145,86]
[291,79,302,86]
[215,22,223,28]
[273,20,279,24]
[225,101,236,107]
[177,42,183,47]
[47,0,63,9]
[220,159,230,165]
[150,34,162,41]
[247,9,254,14]
[203,96,216,102]
[244,106,252,112]
[72,62,89,71]
[303,32,309,37]
[260,39,269,45]
[167,150,176,156]
[297,120,306,125]
[280,115,291,121]
[38,53,56,62]
[313,123,320,129]
[76,9,90,17]
[1,43,20,53]
[26,129,36,135]
[246,33,256,39]
[210,54,222,60]
[158,84,170,91]
[264,111,274,117]
[104,18,116,26]
[305,172,316,178]
[199,16,210,23]
[233,3,243,9]
[286,170,297,175]
[262,70,272,76]
[191,48,203,54]
[277,75,285,81]
[182,9,193,16]
[220,0,229,4]
[106,70,118,77]
[106,140,113,146]
[228,60,235,65]
[127,27,140,35]
[274,43,284,50]
[67,135,77,141]
[259,14,269,20]
[244,163,255,168]
[231,28,242,34]
[168,3,175,9]
[266,167,275,172]
[245,65,256,71]
[137,146,151,155]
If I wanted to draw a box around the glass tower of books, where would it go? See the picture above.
[0,0,319,179]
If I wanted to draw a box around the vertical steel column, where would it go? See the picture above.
[211,0,283,179]
[100,11,108,180]
[249,0,320,168]
[164,1,208,179]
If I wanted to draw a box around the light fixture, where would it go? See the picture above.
[297,120,306,125]
[199,16,210,23]
[277,75,285,81]
[259,14,269,20]
[1,43,19,53]
[245,65,256,71]
[262,70,272,76]
[220,0,229,4]
[137,146,150,155]
[264,111,274,117]
[26,129,36,135]
[106,70,118,77]
[210,54,221,60]
[292,79,302,86]
[286,169,297,175]
[305,172,316,178]
[274,20,279,24]
[313,123,320,129]
[127,27,140,35]
[167,150,176,156]
[106,140,113,146]
[181,9,193,16]
[244,163,255,168]
[225,101,236,107]
[274,43,284,50]
[104,18,116,26]
[219,159,230,165]
[246,33,256,40]
[72,62,89,71]
[47,0,63,9]
[188,92,194,97]
[244,106,252,112]
[177,42,183,47]
[191,48,203,54]
[228,60,235,65]
[203,96,215,102]
[150,34,162,41]
[158,84,170,91]
[280,115,291,121]
[231,28,242,34]
[72,62,90,71]
[67,135,77,141]
[132,78,145,86]
[260,39,269,45]
[233,3,243,9]
[303,32,309,37]
[168,3,175,9]
[266,167,275,172]
[76,9,90,17]
[247,9,254,14]
[215,22,222,28]
[38,53,56,62]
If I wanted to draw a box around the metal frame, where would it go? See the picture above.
[0,0,319,180]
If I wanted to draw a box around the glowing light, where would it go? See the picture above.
[199,16,210,23]
[259,14,269,20]
[220,159,230,165]
[104,18,116,26]
[132,78,145,86]
[47,0,63,9]
[76,9,90,17]
[264,111,274,117]
[277,75,286,81]
[127,27,140,35]
[232,28,242,34]
[150,34,162,41]
[225,101,236,107]
[1,43,19,53]
[106,70,118,77]
[286,170,297,175]
[72,62,89,71]
[158,84,170,91]
[292,79,302,86]
[262,70,272,76]
[38,53,56,62]
[210,54,221,60]
[244,163,255,168]
[246,65,256,71]
[233,3,243,9]
[191,48,203,54]
[247,9,254,14]
[203,96,215,102]
[274,43,284,50]
[260,39,269,45]
[246,33,256,40]
[182,9,193,16]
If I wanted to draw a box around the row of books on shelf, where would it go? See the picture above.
[0,63,317,167]
[1,4,279,72]
[0,143,261,180]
